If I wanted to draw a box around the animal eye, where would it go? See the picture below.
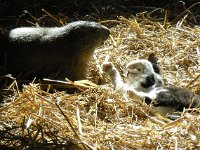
[137,68,142,71]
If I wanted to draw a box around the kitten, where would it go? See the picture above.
[102,54,200,116]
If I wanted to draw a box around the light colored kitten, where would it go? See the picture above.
[102,55,200,117]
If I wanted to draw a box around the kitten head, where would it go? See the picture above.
[126,59,163,91]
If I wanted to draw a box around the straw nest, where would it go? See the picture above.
[1,12,200,149]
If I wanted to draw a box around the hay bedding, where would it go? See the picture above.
[1,12,200,149]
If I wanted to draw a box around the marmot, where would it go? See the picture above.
[0,21,110,81]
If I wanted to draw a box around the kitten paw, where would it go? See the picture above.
[127,90,143,102]
[127,90,136,99]
[102,62,114,73]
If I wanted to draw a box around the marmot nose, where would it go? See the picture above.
[100,25,110,40]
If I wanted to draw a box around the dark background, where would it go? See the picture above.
[0,0,200,28]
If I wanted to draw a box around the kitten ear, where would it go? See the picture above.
[126,63,142,74]
[148,53,158,65]
[128,68,141,74]
[126,63,134,70]
[148,53,161,74]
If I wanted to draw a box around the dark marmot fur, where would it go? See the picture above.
[0,21,110,81]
